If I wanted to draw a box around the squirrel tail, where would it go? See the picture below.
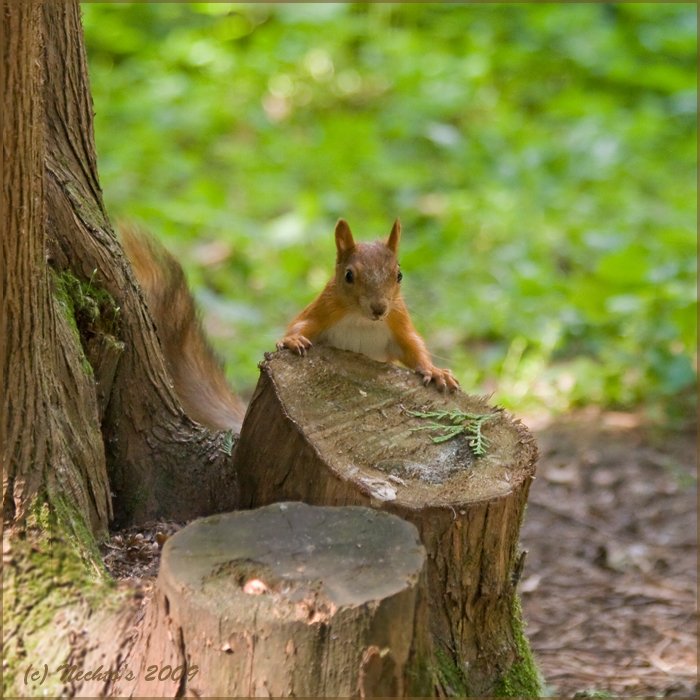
[121,224,246,432]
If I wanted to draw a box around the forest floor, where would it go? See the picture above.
[520,409,697,698]
[102,409,698,698]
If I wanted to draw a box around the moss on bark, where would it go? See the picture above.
[434,647,470,696]
[52,269,121,342]
[3,496,114,697]
[432,595,542,697]
[492,596,543,697]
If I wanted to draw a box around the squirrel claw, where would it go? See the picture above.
[279,334,313,356]
[419,366,459,392]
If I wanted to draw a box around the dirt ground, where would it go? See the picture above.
[520,409,697,698]
[102,409,697,698]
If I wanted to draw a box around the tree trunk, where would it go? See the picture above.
[1,0,110,535]
[2,2,240,695]
[3,0,239,531]
[232,347,540,696]
[40,0,239,527]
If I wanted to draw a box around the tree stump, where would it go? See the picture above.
[233,347,540,696]
[128,502,428,697]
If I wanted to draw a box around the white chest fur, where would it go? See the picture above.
[319,314,394,362]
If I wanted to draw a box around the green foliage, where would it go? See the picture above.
[81,3,697,418]
[221,429,236,456]
[407,409,494,455]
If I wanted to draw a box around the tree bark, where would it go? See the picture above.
[233,346,540,695]
[3,0,238,533]
[40,0,239,527]
[1,0,111,534]
[2,2,240,695]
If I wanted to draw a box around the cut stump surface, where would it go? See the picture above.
[156,502,427,697]
[237,347,535,509]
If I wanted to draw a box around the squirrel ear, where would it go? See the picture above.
[386,218,401,254]
[335,219,355,258]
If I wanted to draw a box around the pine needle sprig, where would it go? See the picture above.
[406,409,495,457]
[221,430,235,456]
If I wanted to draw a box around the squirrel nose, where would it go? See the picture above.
[371,303,387,318]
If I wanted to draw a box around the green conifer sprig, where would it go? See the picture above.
[406,409,495,456]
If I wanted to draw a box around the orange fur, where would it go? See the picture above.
[122,225,246,431]
[278,219,459,391]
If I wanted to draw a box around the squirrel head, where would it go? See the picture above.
[333,219,403,321]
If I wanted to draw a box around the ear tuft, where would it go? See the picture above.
[387,218,401,254]
[335,219,355,258]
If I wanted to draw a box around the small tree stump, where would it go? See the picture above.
[139,502,427,697]
[233,347,540,695]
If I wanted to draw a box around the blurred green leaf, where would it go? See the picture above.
[81,2,697,419]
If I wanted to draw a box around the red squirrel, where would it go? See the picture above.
[122,219,457,433]
[278,219,459,391]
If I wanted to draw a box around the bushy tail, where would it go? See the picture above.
[121,225,245,432]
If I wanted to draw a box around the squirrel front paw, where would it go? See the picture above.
[418,366,460,392]
[277,334,313,356]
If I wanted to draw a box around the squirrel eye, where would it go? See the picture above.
[397,270,403,283]
[344,269,354,284]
